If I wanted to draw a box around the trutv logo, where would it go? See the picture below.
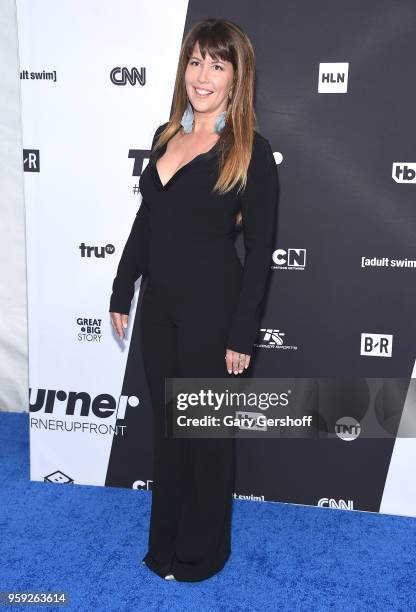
[392,163,416,183]
[79,243,115,258]
[29,388,139,420]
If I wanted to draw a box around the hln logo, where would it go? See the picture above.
[360,333,393,357]
[318,62,349,93]
[392,163,416,183]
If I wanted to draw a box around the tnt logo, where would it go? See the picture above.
[318,62,349,93]
[360,333,393,357]
[260,329,285,346]
[335,416,361,440]
[392,163,416,183]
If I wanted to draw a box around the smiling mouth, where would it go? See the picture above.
[194,87,213,96]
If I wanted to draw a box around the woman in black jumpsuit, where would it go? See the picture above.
[109,19,278,582]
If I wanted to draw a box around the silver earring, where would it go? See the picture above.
[180,100,227,134]
[180,100,194,133]
[214,110,227,134]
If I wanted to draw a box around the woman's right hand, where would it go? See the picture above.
[110,312,129,339]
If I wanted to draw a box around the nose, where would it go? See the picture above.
[196,63,211,84]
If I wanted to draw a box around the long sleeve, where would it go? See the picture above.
[108,123,166,314]
[226,135,278,356]
[108,198,150,314]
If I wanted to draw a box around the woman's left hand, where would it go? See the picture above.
[225,349,250,375]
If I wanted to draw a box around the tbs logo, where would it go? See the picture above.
[360,333,393,357]
[392,163,416,183]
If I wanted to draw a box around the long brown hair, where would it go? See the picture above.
[152,18,258,226]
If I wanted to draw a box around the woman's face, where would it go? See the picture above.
[184,42,234,117]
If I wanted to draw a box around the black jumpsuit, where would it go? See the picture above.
[109,122,278,581]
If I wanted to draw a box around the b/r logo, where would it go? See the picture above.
[360,333,393,357]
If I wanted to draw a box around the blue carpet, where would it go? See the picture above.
[1,412,416,611]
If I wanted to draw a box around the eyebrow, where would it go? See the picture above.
[190,56,225,64]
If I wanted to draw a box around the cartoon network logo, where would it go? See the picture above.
[318,498,354,510]
[272,248,306,270]
[133,479,153,491]
[29,388,139,420]
[318,62,349,93]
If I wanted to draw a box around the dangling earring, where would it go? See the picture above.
[213,110,227,134]
[180,97,229,134]
[180,100,194,133]
[213,89,232,134]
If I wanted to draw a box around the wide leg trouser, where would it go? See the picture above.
[139,284,236,582]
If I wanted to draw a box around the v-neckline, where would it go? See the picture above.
[151,138,220,191]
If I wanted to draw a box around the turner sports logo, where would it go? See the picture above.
[30,388,138,421]
[272,248,306,270]
[256,329,298,351]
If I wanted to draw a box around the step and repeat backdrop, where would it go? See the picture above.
[17,0,416,517]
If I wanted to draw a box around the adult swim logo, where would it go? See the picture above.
[79,242,115,258]
[318,62,349,93]
[77,317,102,343]
[110,67,146,86]
[392,163,416,183]
[361,257,416,269]
[272,248,306,270]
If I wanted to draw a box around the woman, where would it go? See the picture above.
[109,18,278,582]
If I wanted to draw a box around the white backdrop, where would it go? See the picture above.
[0,0,28,413]
[16,0,189,484]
